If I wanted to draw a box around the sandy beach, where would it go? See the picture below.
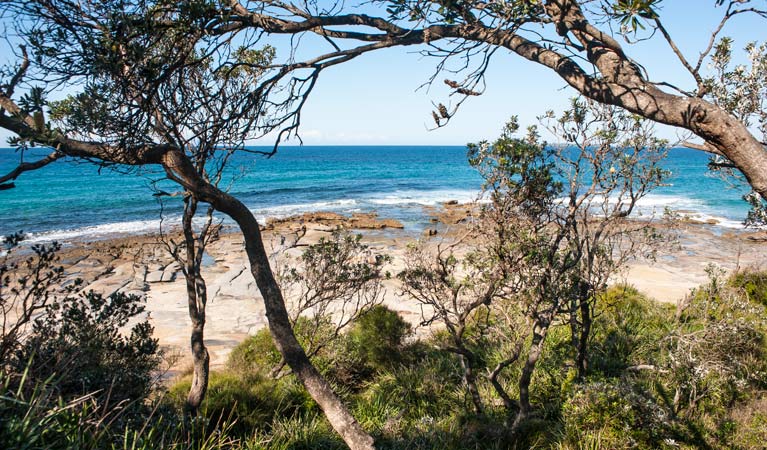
[28,205,767,372]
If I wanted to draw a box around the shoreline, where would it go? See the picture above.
[9,205,766,373]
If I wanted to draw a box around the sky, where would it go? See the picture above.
[1,1,765,147]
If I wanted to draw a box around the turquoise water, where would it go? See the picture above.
[0,146,753,242]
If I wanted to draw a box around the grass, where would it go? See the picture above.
[3,273,767,449]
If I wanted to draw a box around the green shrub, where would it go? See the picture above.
[729,268,767,307]
[227,328,282,376]
[227,317,337,376]
[727,396,767,449]
[359,348,463,427]
[589,285,672,377]
[561,380,669,449]
[167,370,313,436]
[13,290,162,408]
[346,305,412,371]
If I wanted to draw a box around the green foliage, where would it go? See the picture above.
[467,116,562,219]
[5,268,766,449]
[227,327,282,376]
[13,290,162,408]
[729,268,767,307]
[346,305,412,371]
[561,379,669,449]
[249,413,345,450]
[610,0,661,32]
[589,285,672,376]
[227,316,339,377]
[167,370,313,436]
[662,267,767,419]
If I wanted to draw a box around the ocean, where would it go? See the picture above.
[0,145,753,243]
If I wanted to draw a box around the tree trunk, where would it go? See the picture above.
[182,196,210,416]
[186,319,210,415]
[512,318,550,432]
[162,151,375,450]
[458,354,484,415]
[541,0,767,201]
[575,298,591,379]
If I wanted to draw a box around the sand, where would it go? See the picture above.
[13,210,766,371]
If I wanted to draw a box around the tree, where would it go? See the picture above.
[400,100,672,429]
[270,229,390,377]
[0,1,377,447]
[152,0,765,222]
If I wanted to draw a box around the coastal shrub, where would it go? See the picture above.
[168,370,314,436]
[227,316,336,376]
[346,305,412,371]
[667,269,767,414]
[589,285,672,377]
[0,235,65,366]
[227,328,282,376]
[13,290,163,409]
[561,379,669,449]
[726,396,767,449]
[358,348,463,428]
[729,268,767,307]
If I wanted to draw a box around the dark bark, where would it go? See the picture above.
[182,196,210,415]
[512,317,551,432]
[575,297,591,379]
[161,150,375,450]
[487,339,524,414]
[186,321,210,414]
[458,354,484,415]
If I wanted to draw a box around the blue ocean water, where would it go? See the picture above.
[0,146,753,242]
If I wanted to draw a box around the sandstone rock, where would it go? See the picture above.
[145,270,164,283]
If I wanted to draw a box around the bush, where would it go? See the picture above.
[729,268,767,307]
[227,328,282,376]
[561,380,670,449]
[168,370,314,436]
[13,290,163,408]
[589,285,672,377]
[228,316,342,377]
[727,396,767,449]
[346,305,412,371]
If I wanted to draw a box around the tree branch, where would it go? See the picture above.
[0,150,62,190]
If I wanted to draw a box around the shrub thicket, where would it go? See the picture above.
[3,238,766,449]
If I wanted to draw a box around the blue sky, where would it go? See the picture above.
[1,1,765,146]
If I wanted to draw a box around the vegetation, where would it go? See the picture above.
[1,1,766,448]
[3,108,765,449]
[5,269,764,449]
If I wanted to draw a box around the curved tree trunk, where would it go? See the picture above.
[512,317,551,433]
[162,151,375,450]
[458,354,484,415]
[182,196,211,415]
[538,0,767,200]
[186,319,210,414]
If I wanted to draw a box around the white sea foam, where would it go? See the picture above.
[367,189,479,206]
[23,218,178,243]
[251,199,359,221]
[14,190,751,245]
[550,192,748,229]
[636,194,746,228]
